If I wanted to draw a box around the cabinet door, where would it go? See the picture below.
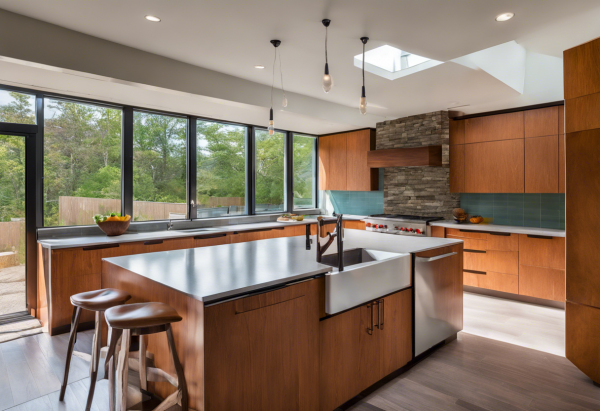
[524,106,559,138]
[449,120,465,145]
[358,301,381,391]
[343,220,366,230]
[465,139,524,193]
[464,270,518,294]
[465,112,524,144]
[519,265,565,301]
[230,229,272,243]
[205,279,320,411]
[346,130,377,191]
[329,134,348,190]
[518,234,565,270]
[193,233,230,248]
[379,289,412,377]
[318,136,330,190]
[525,135,559,193]
[450,144,465,193]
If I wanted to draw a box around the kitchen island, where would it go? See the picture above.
[101,234,462,411]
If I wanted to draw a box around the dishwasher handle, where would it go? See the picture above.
[415,252,457,263]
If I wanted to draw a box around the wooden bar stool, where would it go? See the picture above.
[105,302,188,411]
[60,288,131,411]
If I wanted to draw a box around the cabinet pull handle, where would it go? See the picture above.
[464,269,486,275]
[82,243,119,251]
[379,299,384,330]
[527,234,554,240]
[233,228,272,234]
[367,301,378,335]
[489,232,511,237]
[464,249,486,254]
[193,233,227,240]
[459,229,487,234]
[144,240,163,246]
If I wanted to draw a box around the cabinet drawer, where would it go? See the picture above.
[464,270,518,294]
[519,265,565,302]
[464,249,487,272]
[487,250,519,275]
[486,232,519,251]
[519,234,565,269]
[447,235,486,251]
[446,228,487,240]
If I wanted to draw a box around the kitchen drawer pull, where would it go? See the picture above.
[233,228,272,234]
[459,229,488,234]
[464,249,486,254]
[415,252,457,263]
[194,233,227,240]
[527,234,554,240]
[82,243,119,251]
[489,232,511,237]
[143,240,163,246]
[379,299,384,330]
[464,269,486,275]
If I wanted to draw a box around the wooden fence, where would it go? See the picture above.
[0,221,24,252]
[58,196,244,225]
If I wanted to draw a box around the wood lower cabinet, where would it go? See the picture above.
[464,270,519,294]
[519,264,565,301]
[486,232,518,251]
[343,220,366,230]
[465,139,525,193]
[320,289,412,411]
[205,278,321,411]
[518,234,565,270]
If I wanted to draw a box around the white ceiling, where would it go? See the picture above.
[1,0,600,125]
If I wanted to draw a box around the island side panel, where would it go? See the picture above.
[101,260,205,411]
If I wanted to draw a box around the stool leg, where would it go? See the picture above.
[84,311,102,411]
[166,324,188,411]
[105,326,123,379]
[107,330,123,411]
[115,329,131,411]
[59,306,82,401]
[139,335,147,391]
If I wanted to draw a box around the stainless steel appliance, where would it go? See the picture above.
[414,251,461,356]
[364,214,443,236]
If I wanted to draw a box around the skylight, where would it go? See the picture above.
[354,45,442,80]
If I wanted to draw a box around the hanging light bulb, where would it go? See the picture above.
[322,19,333,93]
[268,40,281,133]
[359,37,369,115]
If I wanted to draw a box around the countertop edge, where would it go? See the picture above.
[430,221,565,237]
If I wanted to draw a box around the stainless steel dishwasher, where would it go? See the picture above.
[414,251,461,356]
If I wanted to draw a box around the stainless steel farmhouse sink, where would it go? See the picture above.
[321,248,411,314]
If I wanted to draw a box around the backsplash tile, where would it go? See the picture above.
[460,193,565,230]
[328,190,384,216]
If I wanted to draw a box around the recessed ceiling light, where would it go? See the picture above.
[495,13,514,22]
[145,15,161,22]
[254,65,265,69]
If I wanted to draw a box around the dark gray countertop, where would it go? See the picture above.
[102,236,333,303]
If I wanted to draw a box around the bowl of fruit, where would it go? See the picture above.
[94,213,131,236]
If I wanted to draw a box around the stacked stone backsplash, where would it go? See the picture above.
[376,111,459,219]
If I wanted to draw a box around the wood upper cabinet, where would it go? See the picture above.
[449,120,465,145]
[319,289,412,411]
[525,107,559,138]
[450,144,465,193]
[465,139,524,193]
[559,105,565,193]
[525,135,559,193]
[205,278,321,411]
[465,112,524,144]
[318,130,378,191]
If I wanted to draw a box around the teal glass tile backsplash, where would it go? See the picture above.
[460,193,565,230]
[329,190,384,215]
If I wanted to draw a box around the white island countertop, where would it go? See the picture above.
[429,221,565,237]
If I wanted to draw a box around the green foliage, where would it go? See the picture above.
[0,92,35,124]
[255,130,285,206]
[0,134,25,222]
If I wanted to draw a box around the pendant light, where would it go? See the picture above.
[268,39,282,135]
[359,37,369,115]
[322,19,333,93]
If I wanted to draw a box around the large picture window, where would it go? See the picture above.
[133,111,187,221]
[196,120,247,218]
[293,134,316,210]
[255,129,286,213]
[43,98,122,226]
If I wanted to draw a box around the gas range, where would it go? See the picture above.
[364,214,444,236]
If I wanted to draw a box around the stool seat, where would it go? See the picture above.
[70,288,131,311]
[105,302,182,330]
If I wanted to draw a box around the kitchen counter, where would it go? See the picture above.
[102,236,332,303]
[430,220,565,237]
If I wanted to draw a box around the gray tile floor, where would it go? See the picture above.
[0,265,25,316]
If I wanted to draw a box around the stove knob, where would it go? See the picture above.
[416,229,421,234]
[408,228,414,232]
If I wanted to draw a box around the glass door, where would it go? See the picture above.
[0,134,27,317]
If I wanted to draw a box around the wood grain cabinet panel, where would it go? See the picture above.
[449,119,465,145]
[230,229,273,243]
[564,38,600,100]
[446,235,486,251]
[431,226,445,238]
[450,144,465,193]
[379,289,412,377]
[525,135,559,193]
[465,112,524,144]
[205,279,320,411]
[566,302,600,384]
[486,232,519,251]
[463,271,518,294]
[524,106,559,138]
[343,220,366,230]
[329,134,348,190]
[192,233,230,248]
[559,105,565,193]
[318,136,330,190]
[486,250,519,275]
[463,250,487,272]
[445,228,487,240]
[465,139,525,193]
[347,129,378,191]
[519,265,565,302]
[518,234,565,270]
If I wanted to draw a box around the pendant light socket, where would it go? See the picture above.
[270,39,281,48]
[322,19,334,93]
[361,37,369,45]
[322,19,331,27]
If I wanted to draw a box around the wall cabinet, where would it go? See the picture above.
[450,106,565,193]
[319,289,412,411]
[319,129,378,191]
[205,278,321,411]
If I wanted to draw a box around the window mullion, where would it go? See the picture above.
[286,131,294,213]
[248,126,256,215]
[122,106,134,218]
[188,117,197,220]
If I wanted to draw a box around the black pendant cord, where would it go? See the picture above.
[362,41,365,88]
[278,48,286,101]
[271,46,276,109]
[325,25,328,66]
